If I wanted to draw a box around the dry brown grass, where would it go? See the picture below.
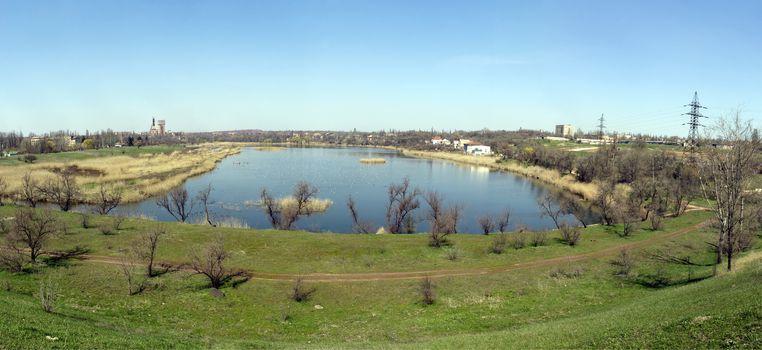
[0,143,240,204]
[401,149,599,200]
[359,158,386,164]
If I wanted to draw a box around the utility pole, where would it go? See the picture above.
[597,114,606,140]
[683,91,708,158]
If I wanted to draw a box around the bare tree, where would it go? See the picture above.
[424,192,461,247]
[594,181,618,225]
[346,195,373,233]
[156,187,195,222]
[610,248,635,277]
[94,184,123,215]
[135,225,166,277]
[0,244,25,272]
[118,251,146,295]
[20,172,41,208]
[189,235,245,289]
[385,178,421,234]
[8,208,60,263]
[197,184,215,226]
[538,193,563,229]
[39,169,81,212]
[496,209,511,232]
[699,113,761,271]
[560,197,588,228]
[478,216,494,235]
[260,182,319,230]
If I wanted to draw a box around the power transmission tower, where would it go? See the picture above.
[683,91,708,157]
[597,113,606,140]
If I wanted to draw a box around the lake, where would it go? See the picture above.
[115,147,596,233]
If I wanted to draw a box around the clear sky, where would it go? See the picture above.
[1,0,760,135]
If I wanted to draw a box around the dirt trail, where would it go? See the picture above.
[51,219,711,283]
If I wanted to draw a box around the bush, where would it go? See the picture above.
[549,266,584,279]
[559,223,582,246]
[39,278,58,313]
[531,231,548,247]
[649,213,663,231]
[23,154,37,163]
[610,248,635,276]
[99,224,114,235]
[445,247,460,261]
[290,277,316,302]
[511,226,528,249]
[420,277,435,305]
[490,234,507,254]
[79,213,91,229]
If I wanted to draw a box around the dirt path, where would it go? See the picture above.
[51,219,711,283]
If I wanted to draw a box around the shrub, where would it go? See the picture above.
[290,277,316,302]
[531,231,548,247]
[99,224,114,235]
[23,154,37,163]
[511,226,528,249]
[79,213,91,229]
[420,277,435,305]
[610,248,635,277]
[649,212,664,231]
[559,223,581,246]
[478,216,494,235]
[490,234,507,254]
[445,247,460,261]
[39,278,58,313]
[549,266,584,279]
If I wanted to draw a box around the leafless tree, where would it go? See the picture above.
[594,181,618,225]
[20,172,41,208]
[346,195,373,233]
[118,251,146,295]
[478,216,494,235]
[0,244,25,272]
[197,184,215,226]
[385,178,421,234]
[135,225,166,277]
[39,169,81,212]
[8,208,60,263]
[94,184,123,215]
[261,182,319,230]
[490,233,507,254]
[156,187,195,222]
[538,193,563,229]
[189,235,245,289]
[699,112,761,271]
[560,197,589,228]
[425,192,461,247]
[496,209,511,232]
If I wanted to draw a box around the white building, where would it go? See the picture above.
[431,136,450,145]
[452,139,472,150]
[464,144,492,156]
[555,124,576,138]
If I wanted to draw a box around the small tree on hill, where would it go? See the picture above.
[385,178,421,234]
[156,187,195,222]
[190,235,245,289]
[8,208,61,263]
[94,184,123,215]
[39,169,81,211]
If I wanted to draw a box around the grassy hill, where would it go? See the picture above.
[0,206,759,349]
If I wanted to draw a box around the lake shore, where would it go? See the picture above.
[0,142,241,204]
[399,149,599,200]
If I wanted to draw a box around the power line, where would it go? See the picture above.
[597,113,606,139]
[683,91,708,157]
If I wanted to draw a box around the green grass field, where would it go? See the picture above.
[0,206,759,349]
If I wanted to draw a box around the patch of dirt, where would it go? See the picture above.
[47,165,105,177]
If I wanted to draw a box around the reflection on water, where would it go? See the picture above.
[114,147,597,233]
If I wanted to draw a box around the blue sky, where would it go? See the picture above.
[1,0,760,135]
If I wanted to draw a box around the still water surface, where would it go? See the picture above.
[115,147,595,233]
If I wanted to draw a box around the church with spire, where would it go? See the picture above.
[149,118,166,136]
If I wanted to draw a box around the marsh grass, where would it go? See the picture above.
[359,158,386,164]
[0,143,240,204]
[402,150,598,200]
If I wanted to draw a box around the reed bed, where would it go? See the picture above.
[0,143,241,204]
[359,158,386,164]
[401,149,599,200]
